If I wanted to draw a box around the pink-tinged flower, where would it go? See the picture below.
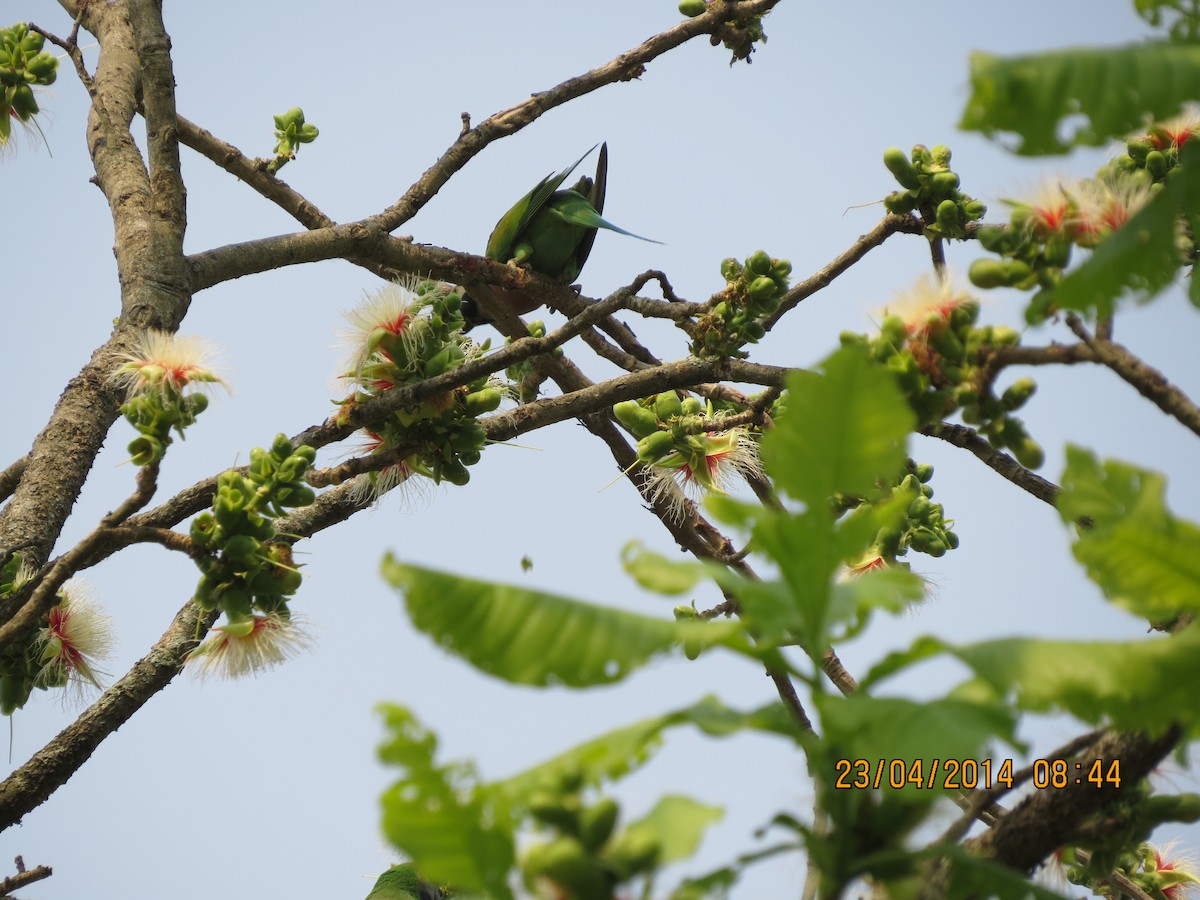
[840,552,888,579]
[1148,112,1200,152]
[339,278,434,379]
[1002,178,1081,239]
[37,581,115,695]
[347,430,426,505]
[647,427,762,521]
[1073,176,1156,247]
[187,612,314,680]
[881,273,977,338]
[1144,841,1200,900]
[113,331,227,397]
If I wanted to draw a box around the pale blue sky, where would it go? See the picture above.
[4,2,1196,898]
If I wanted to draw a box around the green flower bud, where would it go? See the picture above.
[771,258,792,279]
[1146,149,1168,180]
[745,250,772,277]
[1000,377,1036,411]
[672,604,697,620]
[465,387,502,416]
[935,198,961,234]
[747,275,777,302]
[0,674,33,716]
[529,838,607,896]
[1126,139,1151,165]
[930,171,960,195]
[1013,438,1044,470]
[931,144,952,167]
[579,798,619,852]
[883,147,921,190]
[654,391,683,421]
[976,224,1014,254]
[719,258,741,281]
[613,400,660,438]
[680,396,703,416]
[223,534,261,566]
[884,190,918,215]
[679,0,708,15]
[743,321,766,341]
[529,792,581,834]
[915,463,934,483]
[637,430,676,464]
[605,831,661,879]
[1042,233,1071,268]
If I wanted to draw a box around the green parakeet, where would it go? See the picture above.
[462,142,658,330]
[365,864,446,900]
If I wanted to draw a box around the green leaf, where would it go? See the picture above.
[960,42,1200,155]
[621,795,723,865]
[951,628,1200,731]
[763,346,912,509]
[932,844,1072,899]
[1059,446,1200,620]
[621,540,707,596]
[817,694,1019,780]
[1042,153,1200,318]
[493,695,799,807]
[383,555,744,686]
[378,704,515,897]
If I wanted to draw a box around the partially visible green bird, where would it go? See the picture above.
[462,142,658,330]
[365,864,446,900]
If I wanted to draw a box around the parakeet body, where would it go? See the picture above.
[462,143,658,329]
[366,864,445,900]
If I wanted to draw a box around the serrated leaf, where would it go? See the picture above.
[383,555,744,686]
[763,346,912,509]
[818,694,1019,776]
[1060,447,1200,619]
[952,629,1200,731]
[960,42,1200,155]
[493,695,799,807]
[377,704,515,897]
[622,795,723,865]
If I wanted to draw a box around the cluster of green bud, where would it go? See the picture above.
[614,391,750,486]
[1115,118,1198,184]
[0,23,57,145]
[188,434,315,625]
[523,777,662,900]
[882,144,986,240]
[505,319,557,404]
[121,389,210,467]
[677,0,768,64]
[690,251,791,358]
[846,460,960,562]
[0,554,112,714]
[269,107,318,172]
[840,294,1043,468]
[341,281,503,488]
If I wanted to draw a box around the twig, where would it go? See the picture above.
[0,456,28,504]
[921,422,1061,508]
[0,858,53,896]
[1066,314,1200,438]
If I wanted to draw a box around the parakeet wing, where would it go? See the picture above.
[571,141,608,277]
[484,143,600,263]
